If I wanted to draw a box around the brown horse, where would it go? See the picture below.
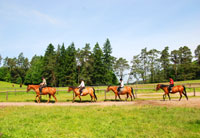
[106,86,135,101]
[68,86,97,102]
[26,85,57,103]
[156,84,188,101]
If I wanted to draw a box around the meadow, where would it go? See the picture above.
[0,105,200,138]
[1,81,200,137]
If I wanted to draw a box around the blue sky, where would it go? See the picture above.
[0,0,200,63]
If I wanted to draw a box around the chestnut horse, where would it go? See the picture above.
[68,86,97,102]
[156,84,188,101]
[106,86,135,101]
[26,85,57,103]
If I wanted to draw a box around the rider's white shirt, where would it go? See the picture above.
[120,81,124,87]
[79,81,85,87]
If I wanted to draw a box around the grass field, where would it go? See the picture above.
[1,81,200,138]
[0,105,200,138]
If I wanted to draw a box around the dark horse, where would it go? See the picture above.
[156,84,188,101]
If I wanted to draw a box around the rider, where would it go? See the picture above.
[168,78,174,93]
[117,78,124,94]
[39,77,47,95]
[78,79,85,96]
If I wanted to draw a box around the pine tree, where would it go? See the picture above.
[92,43,105,85]
[102,38,117,84]
[43,43,57,86]
[65,43,77,86]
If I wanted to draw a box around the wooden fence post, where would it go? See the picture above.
[193,88,196,96]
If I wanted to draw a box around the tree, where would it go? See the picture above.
[102,38,117,84]
[140,48,149,83]
[24,55,43,84]
[148,49,160,83]
[170,50,180,79]
[114,57,130,79]
[195,45,200,65]
[43,43,57,86]
[65,43,77,86]
[160,46,170,81]
[77,43,93,85]
[91,43,105,85]
[0,54,2,66]
[56,43,68,86]
[128,55,143,84]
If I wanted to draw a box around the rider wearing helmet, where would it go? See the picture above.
[78,79,85,96]
[168,78,174,93]
[117,78,124,94]
[39,77,47,95]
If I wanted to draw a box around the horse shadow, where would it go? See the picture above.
[104,99,124,102]
[26,99,56,103]
[65,99,97,103]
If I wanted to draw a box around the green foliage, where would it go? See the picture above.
[92,43,105,85]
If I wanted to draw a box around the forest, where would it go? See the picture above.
[0,38,200,86]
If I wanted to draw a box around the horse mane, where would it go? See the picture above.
[69,86,78,89]
[160,84,169,88]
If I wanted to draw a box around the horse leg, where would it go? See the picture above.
[115,93,118,100]
[38,95,41,103]
[182,91,188,100]
[78,95,82,102]
[118,94,122,101]
[52,94,57,102]
[167,93,171,101]
[130,93,133,101]
[35,95,38,102]
[125,93,129,101]
[90,95,93,102]
[72,95,77,103]
[179,93,182,101]
[163,94,166,101]
[47,94,51,103]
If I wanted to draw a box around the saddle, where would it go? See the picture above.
[118,87,124,92]
[79,87,85,93]
[39,86,47,95]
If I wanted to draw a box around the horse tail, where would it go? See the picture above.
[92,87,97,100]
[182,85,186,94]
[131,87,135,99]
[182,85,188,100]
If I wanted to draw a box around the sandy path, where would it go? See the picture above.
[0,98,200,108]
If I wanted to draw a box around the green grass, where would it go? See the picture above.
[0,105,200,138]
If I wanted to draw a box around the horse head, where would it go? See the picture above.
[106,85,111,92]
[156,84,161,91]
[26,85,31,92]
[68,86,77,92]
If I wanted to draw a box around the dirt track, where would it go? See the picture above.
[0,98,200,108]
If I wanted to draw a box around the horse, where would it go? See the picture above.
[106,86,135,101]
[156,84,188,101]
[26,85,57,103]
[68,86,97,102]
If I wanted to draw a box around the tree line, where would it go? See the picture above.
[0,39,125,86]
[128,45,200,84]
[0,39,200,86]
